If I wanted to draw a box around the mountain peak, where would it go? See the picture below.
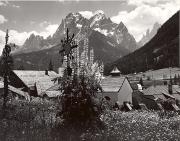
[152,22,161,32]
[138,21,161,47]
[118,21,126,27]
[29,33,35,38]
[116,21,128,32]
[89,10,107,28]
[66,12,81,18]
[94,10,105,15]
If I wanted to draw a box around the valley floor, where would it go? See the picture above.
[0,99,180,141]
[133,67,180,80]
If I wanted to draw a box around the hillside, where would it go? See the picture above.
[104,11,179,75]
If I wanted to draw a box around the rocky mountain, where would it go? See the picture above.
[12,10,137,70]
[138,22,161,47]
[104,11,179,75]
[17,10,137,53]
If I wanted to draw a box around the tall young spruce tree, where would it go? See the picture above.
[56,28,103,127]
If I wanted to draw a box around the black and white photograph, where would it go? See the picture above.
[0,0,179,140]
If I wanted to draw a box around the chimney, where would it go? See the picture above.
[45,70,48,75]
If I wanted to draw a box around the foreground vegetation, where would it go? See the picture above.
[0,99,180,141]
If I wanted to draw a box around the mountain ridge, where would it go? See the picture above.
[104,11,179,75]
[15,10,137,54]
[12,10,137,70]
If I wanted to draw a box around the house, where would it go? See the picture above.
[8,70,60,97]
[141,85,180,111]
[99,76,133,108]
[132,90,164,110]
[110,66,121,76]
[0,81,30,101]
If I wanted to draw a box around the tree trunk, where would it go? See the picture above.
[3,74,8,109]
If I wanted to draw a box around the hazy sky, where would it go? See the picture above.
[0,0,179,54]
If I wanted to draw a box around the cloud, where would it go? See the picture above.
[79,11,94,19]
[127,0,179,6]
[0,1,8,6]
[39,22,59,38]
[12,4,20,8]
[79,10,106,19]
[0,15,7,24]
[30,21,35,25]
[0,30,6,55]
[0,23,58,55]
[39,21,50,28]
[39,24,59,38]
[111,0,180,41]
[0,23,58,50]
[0,1,20,8]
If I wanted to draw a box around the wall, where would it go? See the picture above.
[118,79,133,105]
[97,92,118,106]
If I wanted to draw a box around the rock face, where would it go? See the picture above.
[21,34,44,52]
[138,22,161,47]
[105,11,179,75]
[13,10,137,70]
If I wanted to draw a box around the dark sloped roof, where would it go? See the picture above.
[13,70,58,87]
[13,70,60,95]
[143,85,168,95]
[100,77,126,92]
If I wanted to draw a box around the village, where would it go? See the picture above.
[1,29,180,112]
[0,1,179,140]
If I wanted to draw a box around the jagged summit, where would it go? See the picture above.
[89,10,106,28]
[138,22,161,47]
[17,11,137,54]
[116,22,128,33]
[94,10,105,15]
[13,10,138,69]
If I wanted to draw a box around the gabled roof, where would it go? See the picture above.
[13,70,60,95]
[43,84,62,98]
[110,67,121,74]
[143,85,180,96]
[100,77,126,92]
[143,85,168,95]
[13,70,58,87]
[36,77,56,95]
[142,85,180,101]
[45,91,62,98]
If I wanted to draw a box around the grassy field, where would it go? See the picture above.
[0,99,180,141]
[134,67,180,80]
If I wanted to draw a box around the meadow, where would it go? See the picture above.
[0,99,180,141]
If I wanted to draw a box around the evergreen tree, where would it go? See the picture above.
[178,74,180,85]
[1,43,14,109]
[17,65,25,70]
[48,59,54,71]
[174,74,177,85]
[169,75,173,85]
[139,77,144,86]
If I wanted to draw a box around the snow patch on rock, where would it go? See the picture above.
[94,28,108,36]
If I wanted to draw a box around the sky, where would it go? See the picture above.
[0,0,179,55]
